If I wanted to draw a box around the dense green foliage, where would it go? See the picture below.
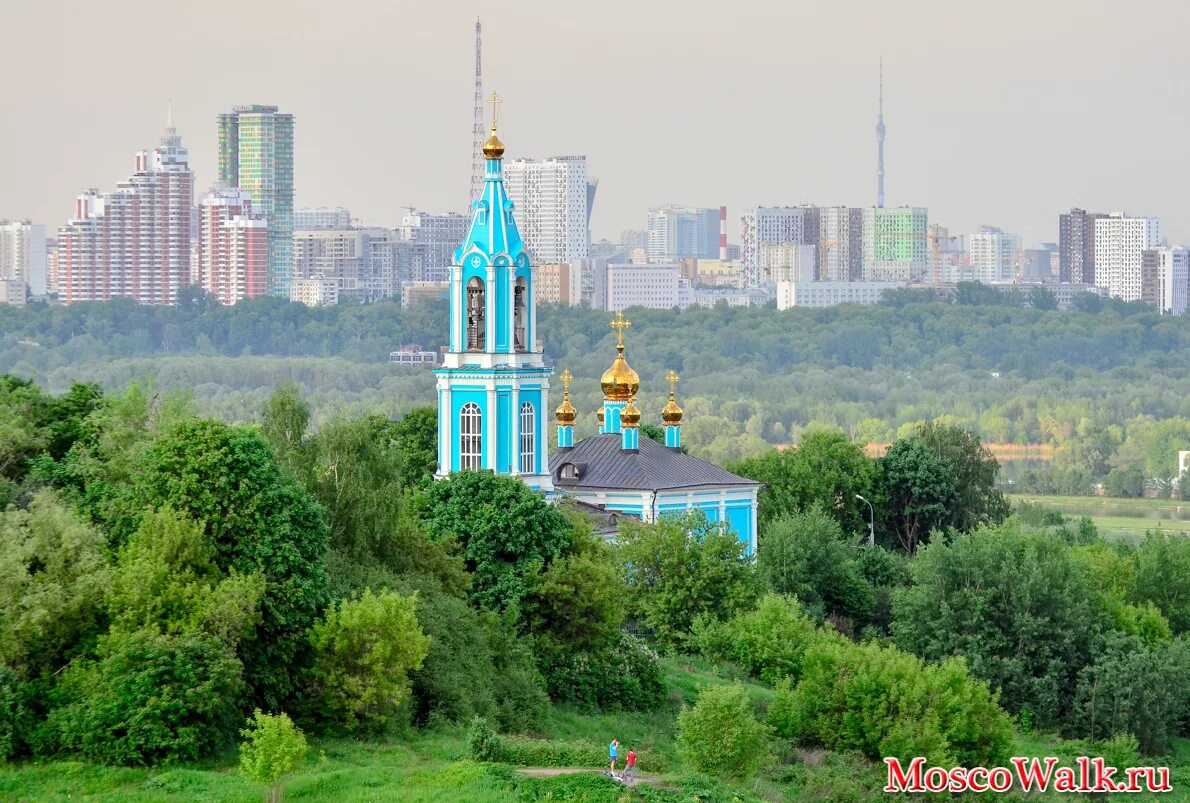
[617,511,761,650]
[677,684,770,780]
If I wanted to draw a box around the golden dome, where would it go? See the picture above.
[621,396,641,428]
[596,406,605,426]
[661,370,683,424]
[555,368,576,424]
[600,311,639,401]
[482,129,505,159]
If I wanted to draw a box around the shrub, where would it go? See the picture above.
[692,595,831,685]
[41,628,244,764]
[239,709,308,803]
[539,633,665,712]
[0,663,28,760]
[467,716,502,762]
[307,588,430,733]
[768,638,1013,767]
[677,684,770,780]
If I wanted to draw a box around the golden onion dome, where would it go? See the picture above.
[621,396,642,428]
[555,368,577,424]
[660,370,683,424]
[596,406,605,426]
[600,346,640,401]
[482,129,505,159]
[661,395,683,424]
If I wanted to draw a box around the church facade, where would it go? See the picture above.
[435,101,759,553]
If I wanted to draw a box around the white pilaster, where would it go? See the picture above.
[486,384,497,469]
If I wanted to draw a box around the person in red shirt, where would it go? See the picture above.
[623,748,638,783]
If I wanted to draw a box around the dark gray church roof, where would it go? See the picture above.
[550,433,761,492]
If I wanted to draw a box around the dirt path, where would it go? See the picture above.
[516,767,664,785]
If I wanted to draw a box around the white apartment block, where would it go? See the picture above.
[293,227,399,302]
[777,280,904,310]
[967,226,1021,284]
[290,276,339,307]
[1155,247,1190,315]
[861,206,928,282]
[741,207,810,287]
[1094,215,1163,301]
[0,278,26,306]
[760,243,816,283]
[503,156,589,264]
[295,207,353,229]
[0,220,47,299]
[595,262,687,311]
[398,210,468,283]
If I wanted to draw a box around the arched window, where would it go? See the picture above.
[519,402,535,474]
[460,402,482,470]
[513,277,527,351]
[466,277,485,351]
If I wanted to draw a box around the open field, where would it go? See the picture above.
[1011,494,1190,542]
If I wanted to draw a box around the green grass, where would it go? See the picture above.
[1011,494,1190,513]
[1011,493,1190,543]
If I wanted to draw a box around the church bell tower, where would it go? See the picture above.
[434,94,553,491]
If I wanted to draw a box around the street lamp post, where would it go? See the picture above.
[855,494,875,548]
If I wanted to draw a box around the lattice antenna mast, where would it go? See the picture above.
[876,56,886,209]
[470,18,484,204]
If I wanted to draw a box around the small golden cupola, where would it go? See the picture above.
[482,91,505,159]
[600,311,640,401]
[621,395,642,427]
[555,368,577,424]
[661,370,683,424]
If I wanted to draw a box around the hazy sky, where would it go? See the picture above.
[3,0,1189,246]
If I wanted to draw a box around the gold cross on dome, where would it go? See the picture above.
[610,311,631,347]
[666,370,680,395]
[559,368,572,393]
[488,91,502,130]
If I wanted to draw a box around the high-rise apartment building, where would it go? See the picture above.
[1093,214,1162,301]
[967,226,1021,284]
[503,155,589,264]
[741,207,813,287]
[646,206,719,262]
[398,210,468,283]
[1141,247,1190,315]
[0,220,47,301]
[197,186,268,306]
[1058,208,1106,284]
[295,207,352,229]
[861,206,928,282]
[293,227,400,302]
[760,243,816,283]
[57,116,194,305]
[816,207,864,281]
[218,105,294,297]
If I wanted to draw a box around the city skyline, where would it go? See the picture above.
[3,0,1190,247]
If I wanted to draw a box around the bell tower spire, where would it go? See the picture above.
[436,95,553,491]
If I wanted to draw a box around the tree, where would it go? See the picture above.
[910,422,1010,532]
[756,508,873,625]
[892,523,1105,727]
[307,589,430,732]
[0,492,113,680]
[693,594,828,684]
[617,510,761,650]
[239,710,308,803]
[678,684,770,780]
[259,384,310,472]
[1132,532,1190,634]
[1027,286,1058,311]
[729,430,878,533]
[419,471,572,617]
[768,638,1013,768]
[131,419,329,709]
[879,438,959,554]
[1105,465,1145,498]
[391,407,438,486]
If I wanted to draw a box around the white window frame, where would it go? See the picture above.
[519,402,535,474]
[460,402,482,470]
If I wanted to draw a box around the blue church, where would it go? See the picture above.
[435,100,759,552]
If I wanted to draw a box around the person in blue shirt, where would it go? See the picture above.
[609,738,619,774]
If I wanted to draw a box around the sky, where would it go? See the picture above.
[3,0,1189,247]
